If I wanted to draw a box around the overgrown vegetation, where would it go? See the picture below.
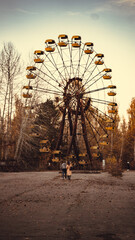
[106,156,123,177]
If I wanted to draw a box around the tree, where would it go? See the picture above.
[122,98,135,169]
[34,99,60,149]
[14,99,60,168]
[119,117,127,163]
[0,42,22,160]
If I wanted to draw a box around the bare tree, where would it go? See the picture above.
[0,42,21,160]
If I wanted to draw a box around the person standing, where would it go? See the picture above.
[66,161,72,180]
[61,161,67,179]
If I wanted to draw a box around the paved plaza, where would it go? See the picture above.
[0,171,135,240]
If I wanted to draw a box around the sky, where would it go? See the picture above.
[0,0,135,121]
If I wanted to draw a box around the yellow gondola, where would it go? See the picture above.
[52,150,61,163]
[26,74,36,79]
[79,153,87,157]
[100,141,108,146]
[52,158,59,163]
[95,53,104,58]
[34,58,44,63]
[103,75,112,79]
[100,134,108,138]
[108,85,116,89]
[26,66,36,71]
[52,150,61,155]
[103,68,112,78]
[103,68,112,72]
[79,160,86,165]
[108,109,117,114]
[90,146,99,150]
[106,119,114,123]
[39,141,50,152]
[39,140,50,152]
[58,34,68,47]
[92,153,99,158]
[95,60,104,65]
[45,39,55,52]
[39,149,49,153]
[45,47,55,52]
[23,93,32,98]
[68,154,75,159]
[95,53,104,65]
[108,91,116,96]
[29,133,40,137]
[40,140,49,144]
[71,35,81,47]
[84,42,94,54]
[23,86,33,90]
[106,126,114,131]
[34,50,44,55]
[108,102,117,106]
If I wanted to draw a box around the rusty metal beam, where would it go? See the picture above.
[80,100,93,166]
[67,98,80,155]
[68,109,80,161]
[56,107,66,150]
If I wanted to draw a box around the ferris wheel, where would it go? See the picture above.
[23,34,117,167]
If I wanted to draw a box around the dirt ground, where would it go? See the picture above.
[0,171,135,240]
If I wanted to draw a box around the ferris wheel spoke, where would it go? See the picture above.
[82,65,99,89]
[33,69,63,94]
[41,61,65,88]
[90,103,114,122]
[91,97,112,105]
[56,45,70,80]
[84,72,104,92]
[84,86,108,95]
[74,46,84,77]
[68,43,75,77]
[85,112,101,144]
[49,52,66,86]
[81,54,91,78]
[35,67,58,85]
[87,107,108,135]
[44,52,66,86]
[33,87,63,96]
[81,55,96,79]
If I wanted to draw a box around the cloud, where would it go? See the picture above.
[110,0,135,9]
[66,11,81,16]
[111,0,135,19]
[85,5,111,21]
[87,1,135,21]
[15,8,38,15]
[115,0,135,6]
